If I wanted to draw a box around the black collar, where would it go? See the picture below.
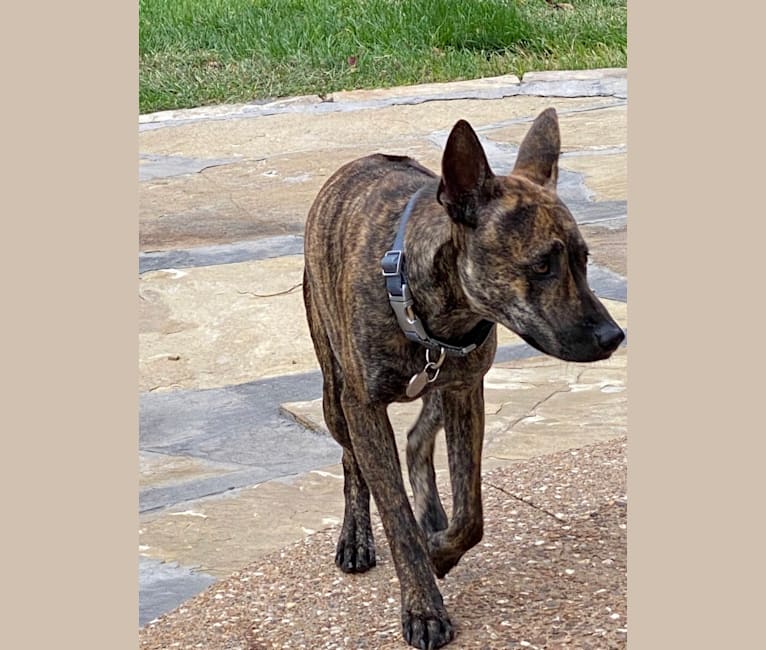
[380,187,495,357]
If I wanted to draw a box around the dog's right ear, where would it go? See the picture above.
[437,120,494,228]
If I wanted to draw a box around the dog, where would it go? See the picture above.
[302,108,624,649]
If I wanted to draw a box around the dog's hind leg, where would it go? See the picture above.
[326,371,376,573]
[303,273,375,573]
[407,391,448,537]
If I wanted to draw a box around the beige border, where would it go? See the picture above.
[6,4,138,649]
[627,3,757,647]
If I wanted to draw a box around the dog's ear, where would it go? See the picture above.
[437,119,494,228]
[511,107,560,190]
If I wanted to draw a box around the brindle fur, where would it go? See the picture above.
[302,108,624,649]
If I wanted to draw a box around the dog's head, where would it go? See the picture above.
[436,108,624,362]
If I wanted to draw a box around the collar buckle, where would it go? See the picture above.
[380,250,403,277]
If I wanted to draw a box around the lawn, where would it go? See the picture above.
[139,0,626,114]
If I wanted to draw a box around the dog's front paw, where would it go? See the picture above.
[402,604,454,649]
[335,522,376,573]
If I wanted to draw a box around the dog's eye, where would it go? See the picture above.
[531,260,550,276]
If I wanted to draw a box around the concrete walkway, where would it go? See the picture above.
[139,68,628,647]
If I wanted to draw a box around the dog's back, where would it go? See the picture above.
[305,153,436,275]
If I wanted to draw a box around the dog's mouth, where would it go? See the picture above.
[496,301,625,363]
[517,326,624,363]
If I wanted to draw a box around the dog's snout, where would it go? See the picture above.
[594,321,625,352]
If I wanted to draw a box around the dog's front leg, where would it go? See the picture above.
[427,381,485,579]
[341,392,455,649]
[407,391,449,536]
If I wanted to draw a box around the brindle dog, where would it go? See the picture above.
[302,108,624,649]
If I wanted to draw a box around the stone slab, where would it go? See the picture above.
[138,151,350,251]
[521,68,627,83]
[139,144,441,251]
[139,367,323,453]
[139,467,347,578]
[581,224,628,278]
[140,467,287,514]
[140,450,243,491]
[519,68,627,100]
[139,557,217,628]
[139,154,239,182]
[139,369,350,511]
[138,331,623,512]
[327,73,522,104]
[139,235,305,274]
[139,255,314,392]
[586,265,627,302]
[558,153,627,202]
[571,200,627,225]
[483,354,627,462]
[139,96,619,161]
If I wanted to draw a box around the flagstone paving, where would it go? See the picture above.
[138,68,628,647]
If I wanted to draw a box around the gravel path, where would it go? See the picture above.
[139,437,626,649]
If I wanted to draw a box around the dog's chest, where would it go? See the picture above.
[368,336,497,403]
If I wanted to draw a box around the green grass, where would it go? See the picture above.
[139,0,626,114]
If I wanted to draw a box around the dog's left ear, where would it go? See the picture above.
[437,119,495,228]
[511,107,560,190]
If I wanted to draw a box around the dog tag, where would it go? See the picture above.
[406,371,429,398]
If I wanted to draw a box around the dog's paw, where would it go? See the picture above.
[402,606,454,649]
[334,525,376,573]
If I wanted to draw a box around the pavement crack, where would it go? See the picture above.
[147,383,184,392]
[500,370,583,428]
[197,162,233,174]
[485,481,567,523]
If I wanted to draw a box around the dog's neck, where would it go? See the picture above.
[403,191,488,343]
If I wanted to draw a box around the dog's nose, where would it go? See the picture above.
[594,321,625,352]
